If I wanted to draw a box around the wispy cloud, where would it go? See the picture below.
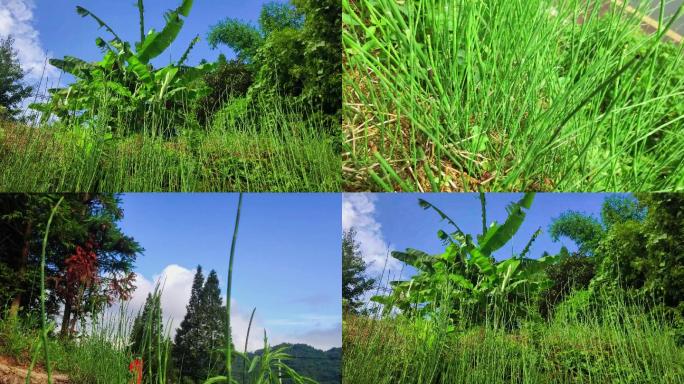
[0,0,58,82]
[342,193,399,274]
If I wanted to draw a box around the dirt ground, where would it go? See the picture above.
[0,356,69,384]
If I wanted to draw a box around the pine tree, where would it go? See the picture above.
[0,36,33,121]
[130,292,167,384]
[174,266,205,382]
[342,228,375,314]
[199,270,228,379]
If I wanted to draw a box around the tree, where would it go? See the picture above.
[30,0,212,133]
[594,194,684,308]
[207,2,303,63]
[548,212,604,255]
[51,194,142,337]
[342,228,375,314]
[541,250,595,318]
[372,194,554,328]
[0,36,33,121]
[0,195,58,318]
[130,291,168,384]
[637,193,684,307]
[549,195,645,256]
[0,193,142,337]
[601,195,646,230]
[207,0,341,122]
[291,0,341,116]
[174,266,205,382]
[173,267,228,382]
[198,270,228,379]
[196,58,253,125]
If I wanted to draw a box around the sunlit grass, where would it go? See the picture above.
[343,0,684,191]
[0,98,340,192]
[343,290,684,383]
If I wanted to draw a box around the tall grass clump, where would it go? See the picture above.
[0,96,339,192]
[343,289,684,384]
[343,0,684,191]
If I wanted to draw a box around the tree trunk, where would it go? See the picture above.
[60,297,72,338]
[9,219,32,318]
[60,193,90,338]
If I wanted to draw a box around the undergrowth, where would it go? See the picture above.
[0,98,339,192]
[343,290,684,383]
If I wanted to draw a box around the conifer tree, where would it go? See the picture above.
[342,228,375,314]
[199,270,228,379]
[0,36,33,121]
[174,266,205,382]
[130,292,167,384]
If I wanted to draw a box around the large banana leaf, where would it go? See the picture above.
[418,198,466,240]
[126,56,153,87]
[496,258,521,293]
[478,193,535,257]
[76,6,123,45]
[392,249,436,273]
[155,66,179,99]
[137,0,194,63]
[178,35,200,66]
[49,56,93,78]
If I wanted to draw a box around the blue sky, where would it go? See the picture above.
[34,0,279,66]
[342,193,628,280]
[0,0,282,84]
[115,193,341,351]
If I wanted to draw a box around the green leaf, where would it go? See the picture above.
[469,248,495,275]
[497,258,521,292]
[126,56,153,86]
[49,56,93,79]
[418,199,466,239]
[392,249,435,273]
[155,66,179,99]
[137,0,194,63]
[449,274,473,290]
[478,193,536,256]
[75,6,123,45]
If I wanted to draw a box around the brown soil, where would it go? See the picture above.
[0,356,69,384]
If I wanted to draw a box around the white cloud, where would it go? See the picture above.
[0,0,58,82]
[342,193,399,274]
[117,264,340,352]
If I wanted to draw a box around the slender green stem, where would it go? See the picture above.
[244,307,256,384]
[226,193,243,382]
[40,196,64,384]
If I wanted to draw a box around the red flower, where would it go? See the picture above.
[129,358,143,384]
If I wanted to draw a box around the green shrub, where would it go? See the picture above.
[541,253,596,318]
[197,57,253,125]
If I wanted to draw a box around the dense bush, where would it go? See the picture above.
[593,194,684,309]
[208,0,341,124]
[196,56,253,125]
[291,0,341,116]
[541,252,596,318]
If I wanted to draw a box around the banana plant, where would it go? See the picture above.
[372,193,556,327]
[30,0,213,133]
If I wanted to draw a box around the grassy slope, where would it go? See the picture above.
[343,294,684,383]
[343,0,684,191]
[0,105,340,192]
[0,315,133,383]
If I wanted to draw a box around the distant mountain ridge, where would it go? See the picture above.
[248,343,341,384]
